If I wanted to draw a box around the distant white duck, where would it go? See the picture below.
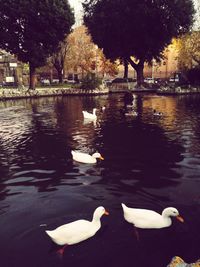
[71,150,104,164]
[82,108,97,120]
[45,206,109,254]
[126,104,133,109]
[121,203,184,229]
[153,109,163,116]
[101,106,106,112]
[125,111,138,117]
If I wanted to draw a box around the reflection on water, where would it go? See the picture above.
[0,94,200,267]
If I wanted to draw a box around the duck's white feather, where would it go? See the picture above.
[46,219,99,245]
[71,150,103,164]
[121,203,182,229]
[46,206,108,246]
[125,111,138,117]
[82,108,97,120]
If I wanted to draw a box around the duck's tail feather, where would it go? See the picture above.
[45,230,54,238]
[121,203,127,210]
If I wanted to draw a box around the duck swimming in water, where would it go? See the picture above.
[46,206,109,255]
[71,150,104,164]
[121,203,184,229]
[125,110,138,117]
[82,108,97,120]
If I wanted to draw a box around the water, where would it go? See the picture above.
[0,94,200,267]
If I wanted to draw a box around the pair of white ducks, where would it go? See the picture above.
[46,204,184,254]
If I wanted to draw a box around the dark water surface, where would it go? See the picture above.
[0,93,200,267]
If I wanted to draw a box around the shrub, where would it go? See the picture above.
[80,73,102,90]
[111,78,136,83]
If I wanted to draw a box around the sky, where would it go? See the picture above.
[193,0,200,29]
[68,0,83,26]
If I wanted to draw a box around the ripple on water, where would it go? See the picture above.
[13,169,56,177]
[63,175,102,186]
[1,94,200,267]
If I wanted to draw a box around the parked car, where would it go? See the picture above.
[144,77,155,84]
[112,78,136,83]
[63,78,77,84]
[67,79,76,84]
[169,77,179,83]
[103,79,114,85]
[41,79,50,85]
[169,72,180,83]
[51,79,59,84]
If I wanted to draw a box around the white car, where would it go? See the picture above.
[41,79,50,85]
[51,79,59,84]
[169,77,179,82]
[144,77,155,84]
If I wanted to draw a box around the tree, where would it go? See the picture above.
[64,25,118,78]
[50,39,70,83]
[65,26,96,77]
[0,0,74,89]
[177,31,200,70]
[97,49,118,78]
[84,0,194,86]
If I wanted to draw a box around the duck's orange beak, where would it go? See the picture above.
[176,215,184,223]
[104,210,109,215]
[100,156,104,160]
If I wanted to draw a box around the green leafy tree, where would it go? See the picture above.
[0,0,74,89]
[84,0,194,86]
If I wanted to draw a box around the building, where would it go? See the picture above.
[0,50,24,86]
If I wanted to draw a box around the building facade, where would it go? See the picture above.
[0,50,24,86]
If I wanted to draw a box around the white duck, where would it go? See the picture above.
[121,203,184,229]
[71,150,104,164]
[45,206,109,246]
[82,108,97,120]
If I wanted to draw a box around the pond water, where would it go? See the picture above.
[0,93,200,267]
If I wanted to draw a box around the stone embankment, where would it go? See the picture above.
[109,82,137,92]
[1,84,200,100]
[157,85,200,95]
[0,85,109,100]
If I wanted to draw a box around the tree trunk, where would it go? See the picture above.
[50,68,53,84]
[123,58,128,79]
[29,63,37,90]
[58,69,63,83]
[54,64,63,83]
[128,57,144,87]
[53,59,64,83]
[136,63,144,87]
